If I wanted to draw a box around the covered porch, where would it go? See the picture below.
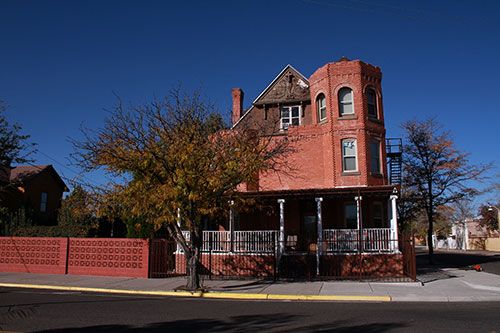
[199,186,400,255]
[174,186,408,279]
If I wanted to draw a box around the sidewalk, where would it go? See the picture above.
[2,268,500,302]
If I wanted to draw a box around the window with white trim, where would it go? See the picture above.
[345,203,357,229]
[338,87,354,116]
[280,105,301,130]
[342,139,357,172]
[366,88,378,118]
[316,94,326,122]
[369,140,381,174]
[40,192,48,212]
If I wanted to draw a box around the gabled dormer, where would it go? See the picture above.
[232,65,311,132]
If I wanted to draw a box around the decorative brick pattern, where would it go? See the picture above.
[0,237,67,274]
[67,238,149,278]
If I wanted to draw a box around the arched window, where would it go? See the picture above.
[366,88,378,118]
[338,87,354,116]
[342,138,357,172]
[316,93,327,122]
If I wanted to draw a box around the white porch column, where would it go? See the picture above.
[278,199,285,257]
[315,197,323,276]
[389,194,399,252]
[355,196,363,253]
[229,200,235,252]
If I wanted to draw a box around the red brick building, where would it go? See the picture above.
[1,165,68,225]
[176,58,406,279]
[229,57,403,277]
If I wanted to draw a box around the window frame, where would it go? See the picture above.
[280,105,301,130]
[316,93,327,122]
[366,87,378,119]
[40,192,48,213]
[338,87,354,116]
[341,138,358,172]
[369,139,381,174]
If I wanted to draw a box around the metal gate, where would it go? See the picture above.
[148,239,178,278]
[400,231,417,281]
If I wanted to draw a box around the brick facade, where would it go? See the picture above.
[233,58,390,192]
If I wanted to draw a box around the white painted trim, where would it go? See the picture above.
[232,64,309,129]
[252,64,309,105]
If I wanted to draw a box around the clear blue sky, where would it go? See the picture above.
[1,0,499,196]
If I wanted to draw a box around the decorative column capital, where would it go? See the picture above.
[390,195,398,200]
[277,199,285,204]
[315,197,323,203]
[228,200,235,206]
[354,196,362,201]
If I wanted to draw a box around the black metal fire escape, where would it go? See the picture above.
[386,138,402,185]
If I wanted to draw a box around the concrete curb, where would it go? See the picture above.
[0,283,391,302]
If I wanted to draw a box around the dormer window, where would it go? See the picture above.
[316,94,327,122]
[366,88,378,118]
[338,87,354,116]
[280,106,301,130]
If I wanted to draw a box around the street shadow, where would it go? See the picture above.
[34,314,409,333]
[416,251,500,283]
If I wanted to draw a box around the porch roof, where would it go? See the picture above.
[236,185,398,200]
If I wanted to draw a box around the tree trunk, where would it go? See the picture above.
[185,248,200,291]
[427,181,434,265]
[427,216,434,264]
[185,228,202,291]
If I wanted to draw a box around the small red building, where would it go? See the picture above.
[2,165,68,225]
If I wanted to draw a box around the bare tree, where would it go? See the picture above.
[401,118,490,263]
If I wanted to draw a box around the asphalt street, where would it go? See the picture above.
[1,288,500,332]
[417,249,500,276]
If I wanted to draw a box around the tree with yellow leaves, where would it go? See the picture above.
[73,89,290,290]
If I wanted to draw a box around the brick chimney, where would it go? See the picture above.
[231,88,244,125]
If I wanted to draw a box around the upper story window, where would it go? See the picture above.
[369,140,381,174]
[316,94,327,122]
[342,139,358,172]
[338,87,354,116]
[366,88,378,118]
[280,105,301,130]
[40,192,48,212]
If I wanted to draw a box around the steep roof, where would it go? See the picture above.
[10,165,68,191]
[232,64,309,128]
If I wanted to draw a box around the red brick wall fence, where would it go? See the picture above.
[0,237,149,278]
[0,237,68,274]
[0,236,413,280]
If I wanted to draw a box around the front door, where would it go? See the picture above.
[300,200,317,252]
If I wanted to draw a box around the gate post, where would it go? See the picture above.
[315,197,323,277]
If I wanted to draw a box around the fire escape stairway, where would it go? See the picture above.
[386,138,402,185]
